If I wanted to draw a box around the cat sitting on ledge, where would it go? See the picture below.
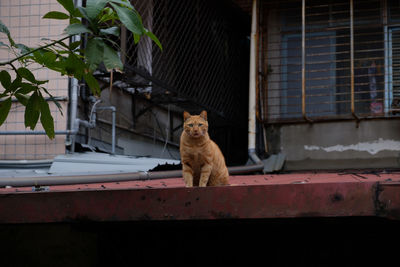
[179,110,229,187]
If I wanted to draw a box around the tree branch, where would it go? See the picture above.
[0,35,71,67]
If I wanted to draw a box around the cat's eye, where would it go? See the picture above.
[198,123,203,127]
[188,124,194,127]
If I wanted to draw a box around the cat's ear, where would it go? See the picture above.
[183,111,191,121]
[200,110,207,121]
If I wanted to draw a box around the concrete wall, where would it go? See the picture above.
[81,86,182,160]
[266,119,400,170]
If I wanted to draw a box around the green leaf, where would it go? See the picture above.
[69,17,81,24]
[0,19,15,47]
[52,98,63,116]
[110,3,144,35]
[36,79,49,85]
[41,87,63,116]
[133,33,140,44]
[32,50,45,65]
[72,8,83,18]
[0,91,9,99]
[41,51,57,68]
[98,7,118,23]
[144,28,163,51]
[77,7,92,23]
[85,37,104,71]
[17,83,37,94]
[0,20,10,35]
[17,67,36,83]
[64,23,93,35]
[39,95,55,139]
[15,93,29,106]
[43,11,70,20]
[83,71,100,95]
[16,67,48,85]
[15,43,31,54]
[86,0,108,20]
[25,91,40,129]
[0,41,8,48]
[0,70,11,89]
[65,53,86,79]
[57,0,75,15]
[99,26,120,37]
[69,40,81,50]
[110,0,134,10]
[32,48,56,66]
[0,97,12,126]
[103,44,123,71]
[9,76,22,92]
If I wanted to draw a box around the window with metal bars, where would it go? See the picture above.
[260,0,400,123]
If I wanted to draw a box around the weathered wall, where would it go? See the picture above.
[266,119,400,170]
[78,87,182,160]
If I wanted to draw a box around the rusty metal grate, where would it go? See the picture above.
[115,0,250,122]
[260,0,400,123]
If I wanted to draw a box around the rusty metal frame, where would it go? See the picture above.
[350,0,360,122]
[301,0,313,123]
[260,0,392,124]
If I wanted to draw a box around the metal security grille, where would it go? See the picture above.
[260,0,400,123]
[117,0,250,122]
[391,28,400,108]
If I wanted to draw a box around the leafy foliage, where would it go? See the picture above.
[0,0,161,139]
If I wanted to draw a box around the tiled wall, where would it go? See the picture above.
[0,0,69,160]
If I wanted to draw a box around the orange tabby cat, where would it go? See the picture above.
[180,110,229,187]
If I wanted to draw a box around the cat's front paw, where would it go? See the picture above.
[184,181,193,187]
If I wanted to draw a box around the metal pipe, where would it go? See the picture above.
[255,0,261,122]
[0,159,53,169]
[97,117,179,148]
[69,0,83,153]
[350,0,359,121]
[69,64,79,153]
[229,162,264,175]
[0,171,182,187]
[248,0,262,164]
[383,0,389,114]
[86,98,101,146]
[0,163,264,187]
[97,106,116,155]
[76,118,95,129]
[301,0,312,123]
[9,97,68,103]
[0,130,77,135]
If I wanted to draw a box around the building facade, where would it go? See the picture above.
[0,0,69,160]
[258,0,400,169]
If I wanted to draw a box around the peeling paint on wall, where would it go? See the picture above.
[304,138,400,155]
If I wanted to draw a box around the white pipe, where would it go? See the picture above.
[69,78,79,152]
[248,0,261,164]
[69,0,82,153]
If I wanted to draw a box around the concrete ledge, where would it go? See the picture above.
[1,172,400,223]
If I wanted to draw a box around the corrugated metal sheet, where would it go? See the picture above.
[49,152,180,174]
